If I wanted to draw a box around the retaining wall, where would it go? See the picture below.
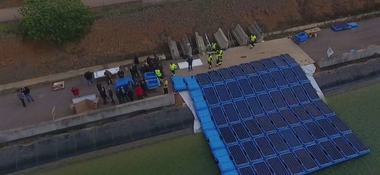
[317,45,380,68]
[0,105,194,174]
[314,57,380,91]
[0,94,175,144]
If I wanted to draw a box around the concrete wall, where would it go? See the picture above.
[0,94,175,144]
[232,24,249,46]
[0,105,194,174]
[317,45,380,68]
[195,32,206,55]
[214,28,229,49]
[314,57,380,91]
[168,37,180,60]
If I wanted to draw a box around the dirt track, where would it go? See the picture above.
[0,0,379,84]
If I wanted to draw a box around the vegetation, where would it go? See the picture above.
[19,0,94,44]
[32,82,380,175]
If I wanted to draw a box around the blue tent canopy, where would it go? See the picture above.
[114,77,134,89]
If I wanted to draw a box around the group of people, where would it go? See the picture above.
[96,79,147,105]
[16,87,34,107]
[207,42,224,69]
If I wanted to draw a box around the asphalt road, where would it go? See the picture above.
[299,17,380,61]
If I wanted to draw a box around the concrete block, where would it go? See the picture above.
[112,120,133,145]
[36,138,57,164]
[75,129,95,154]
[55,134,77,158]
[54,115,89,131]
[180,34,193,57]
[232,24,249,46]
[214,28,229,49]
[195,32,207,55]
[168,37,180,60]
[248,21,264,42]
[94,124,115,149]
[0,146,17,174]
[17,144,37,170]
[129,117,150,140]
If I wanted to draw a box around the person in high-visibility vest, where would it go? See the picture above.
[207,54,213,69]
[169,62,177,76]
[211,42,217,52]
[216,50,223,66]
[163,78,169,94]
[250,34,257,49]
[155,69,162,79]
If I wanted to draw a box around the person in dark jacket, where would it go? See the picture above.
[107,88,115,104]
[134,55,140,65]
[96,83,102,92]
[17,89,26,107]
[116,88,124,104]
[104,70,113,85]
[99,86,108,104]
[187,56,193,71]
[127,90,134,102]
[117,67,125,78]
[139,79,148,97]
[21,86,34,102]
[84,71,93,86]
[120,86,129,101]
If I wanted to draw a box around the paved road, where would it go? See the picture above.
[0,0,139,23]
[299,18,380,61]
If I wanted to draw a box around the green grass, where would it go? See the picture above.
[33,83,380,175]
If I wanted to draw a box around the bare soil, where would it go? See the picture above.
[0,0,22,9]
[0,0,379,84]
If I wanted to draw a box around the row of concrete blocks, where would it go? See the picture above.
[0,106,194,174]
[168,22,264,59]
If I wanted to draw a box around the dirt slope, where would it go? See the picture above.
[0,0,379,84]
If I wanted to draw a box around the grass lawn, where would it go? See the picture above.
[34,83,380,175]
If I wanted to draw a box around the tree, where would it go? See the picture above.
[19,0,94,44]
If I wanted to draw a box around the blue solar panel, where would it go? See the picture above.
[270,70,288,87]
[234,100,252,120]
[240,63,256,76]
[202,87,219,106]
[219,68,234,81]
[208,71,223,84]
[344,133,369,153]
[316,119,339,136]
[332,137,357,157]
[291,85,309,103]
[257,94,275,113]
[237,79,255,96]
[292,125,314,144]
[256,116,275,132]
[271,56,288,68]
[305,122,327,140]
[238,166,256,175]
[231,123,250,140]
[215,84,232,103]
[307,144,332,166]
[292,106,312,121]
[210,107,227,126]
[228,145,249,166]
[219,126,237,145]
[280,88,298,106]
[268,113,287,129]
[255,137,276,157]
[260,58,278,70]
[281,129,302,148]
[294,149,318,170]
[243,120,263,137]
[281,68,298,84]
[281,54,298,66]
[329,115,351,133]
[280,109,300,125]
[314,100,334,115]
[246,97,264,116]
[303,103,323,118]
[226,81,243,99]
[260,73,277,90]
[292,66,309,82]
[253,162,272,175]
[249,76,266,93]
[281,153,305,174]
[222,103,240,123]
[229,65,246,78]
[241,141,262,161]
[320,140,344,161]
[267,157,290,175]
[250,61,267,73]
[196,73,211,86]
[269,91,287,109]
[267,133,288,152]
[302,83,320,100]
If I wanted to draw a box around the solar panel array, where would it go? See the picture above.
[178,54,370,175]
